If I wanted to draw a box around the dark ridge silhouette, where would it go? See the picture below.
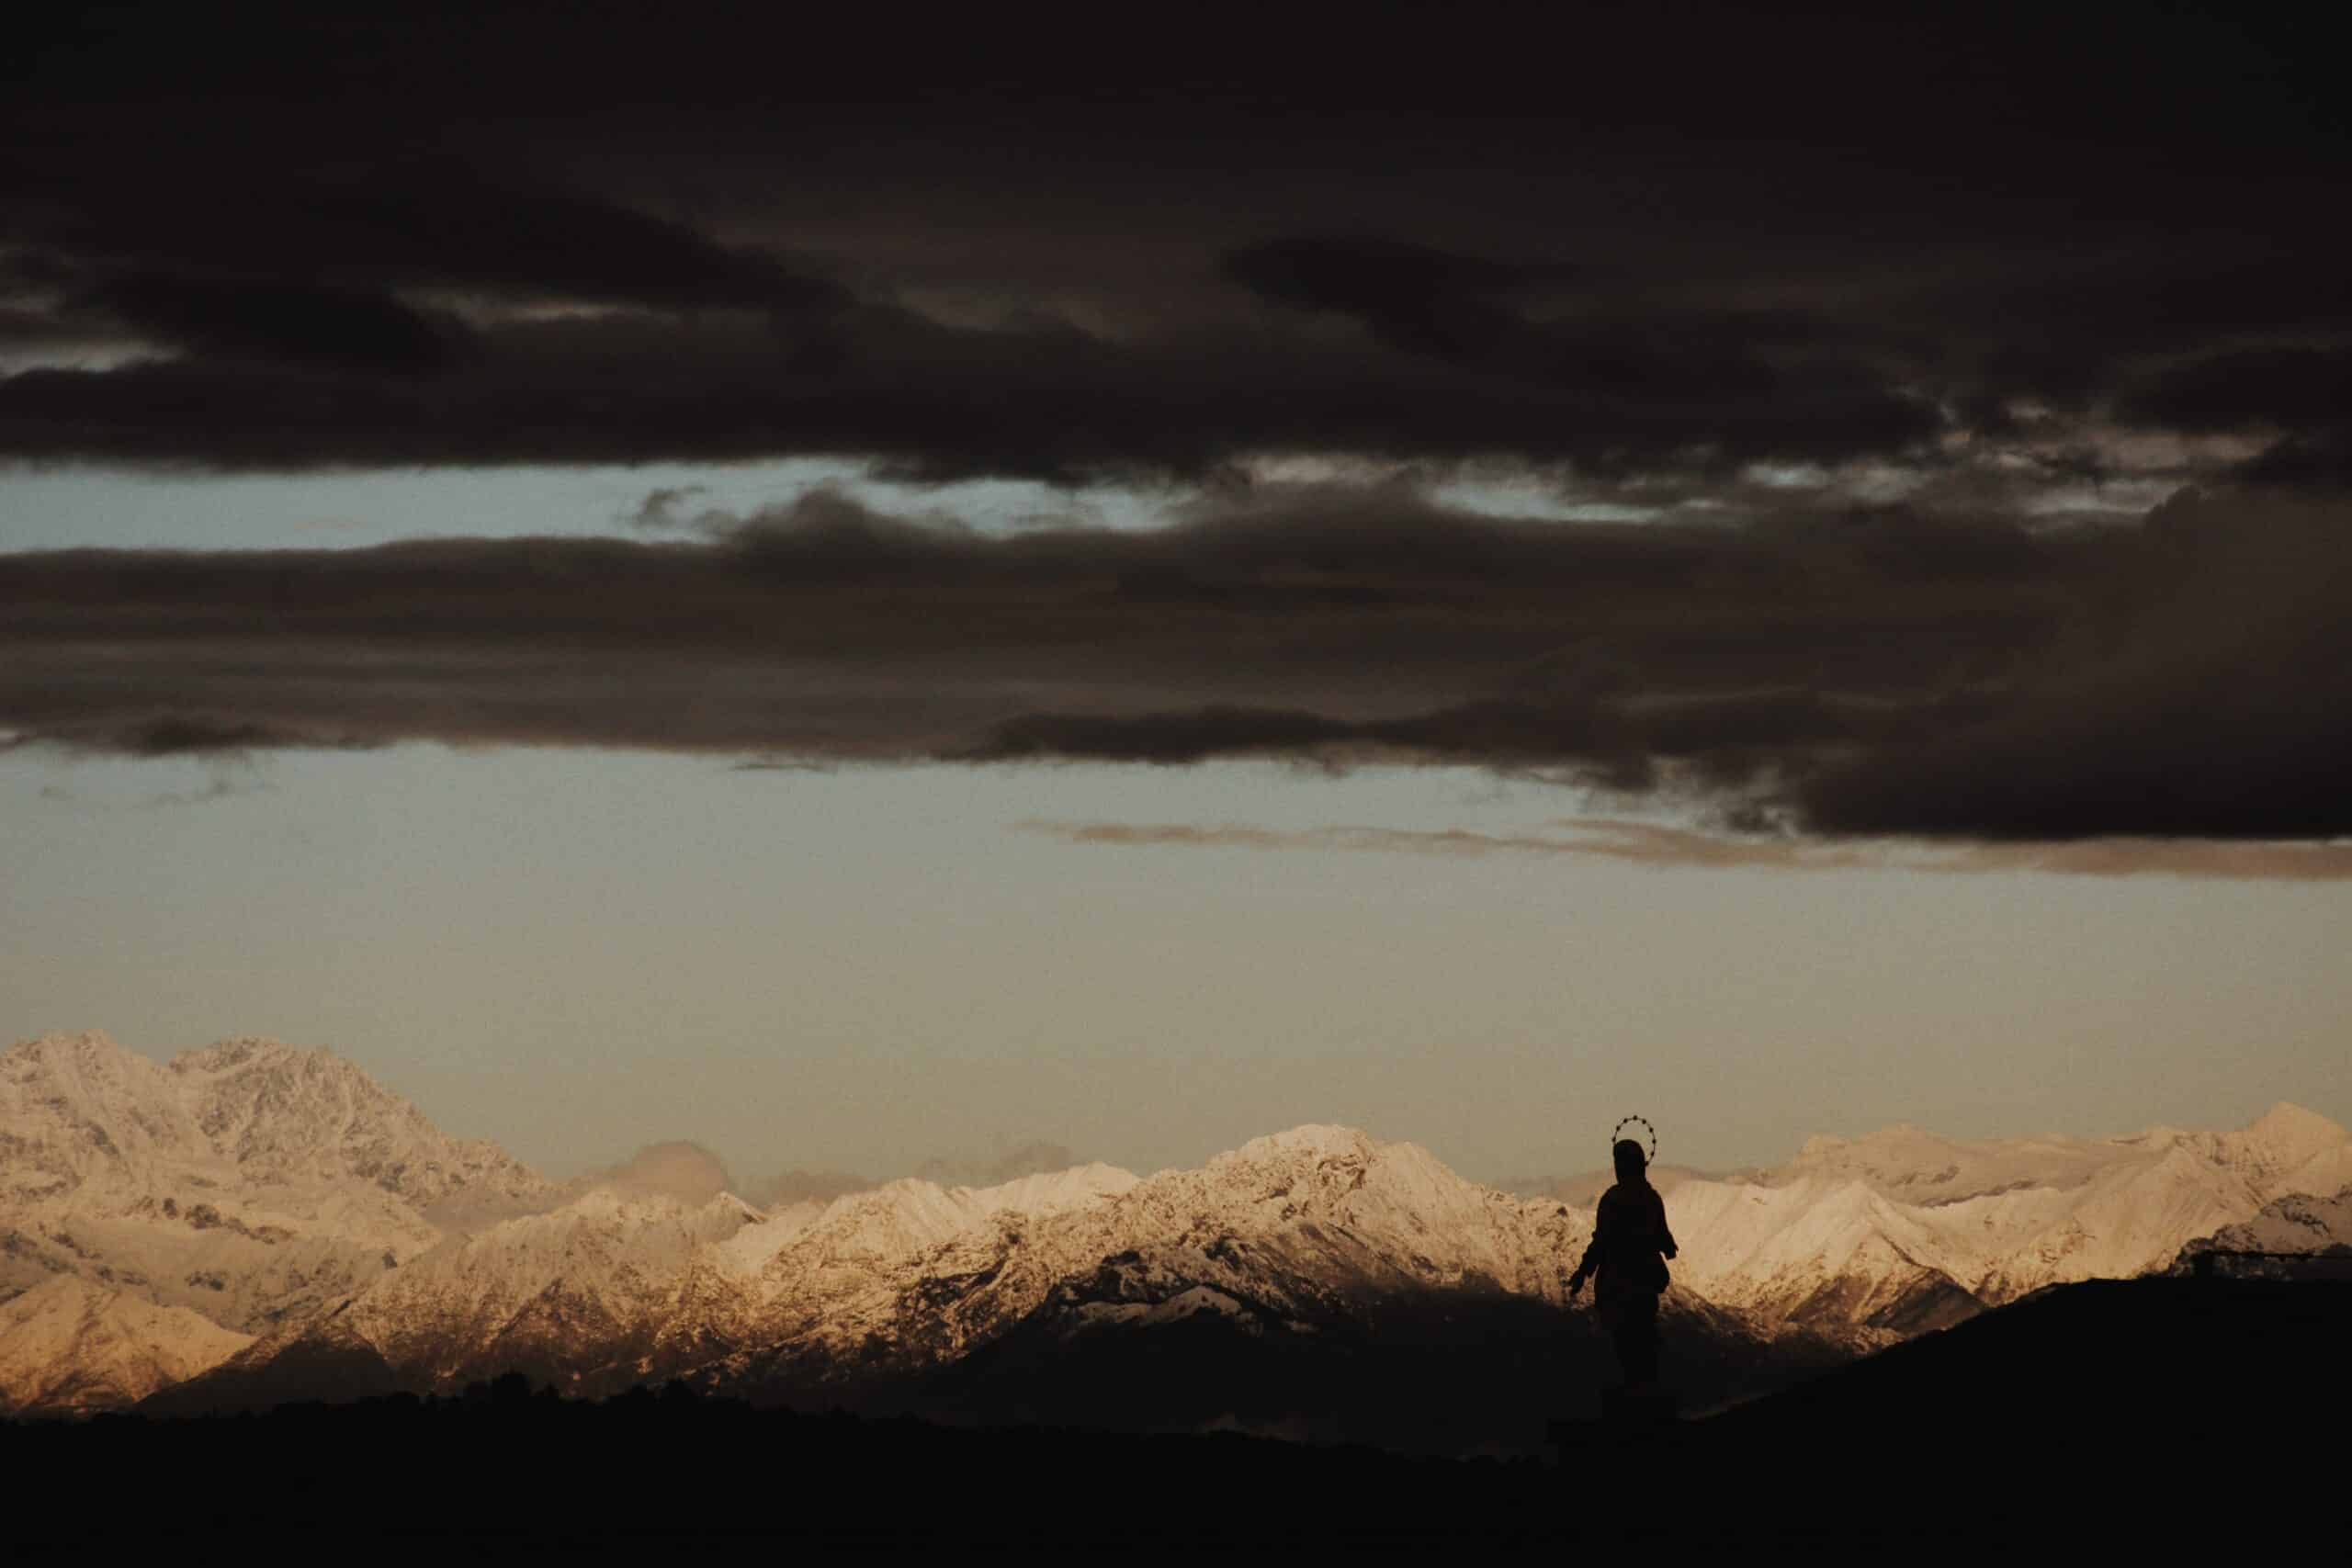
[9,1275,2336,1550]
[138,1267,1835,1446]
[914,1282,1821,1454]
[2181,1247,2352,1280]
[136,1335,410,1417]
[1702,1276,2350,1445]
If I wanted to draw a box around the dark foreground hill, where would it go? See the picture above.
[1711,1273,2349,1438]
[142,1276,1832,1455]
[6,1278,2343,1553]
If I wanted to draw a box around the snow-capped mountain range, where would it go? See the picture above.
[5,1030,2348,1419]
[1651,1103,2352,1339]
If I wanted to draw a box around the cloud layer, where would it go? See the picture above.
[5,482,2346,841]
[4,7,2345,495]
[6,8,2345,849]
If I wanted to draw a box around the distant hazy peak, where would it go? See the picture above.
[1219,1122,1385,1166]
[815,1159,1139,1227]
[956,1161,1139,1209]
[2238,1100,2346,1147]
[911,1138,1083,1190]
[1791,1101,2344,1161]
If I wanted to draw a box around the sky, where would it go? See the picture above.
[4,5,2347,1189]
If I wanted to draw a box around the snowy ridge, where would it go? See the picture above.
[304,1187,767,1390]
[169,1122,1600,1402]
[1655,1101,2352,1343]
[999,1123,1607,1349]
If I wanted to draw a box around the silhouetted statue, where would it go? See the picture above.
[1568,1138,1679,1394]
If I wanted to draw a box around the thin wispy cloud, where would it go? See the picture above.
[139,773,272,810]
[1018,818,2352,882]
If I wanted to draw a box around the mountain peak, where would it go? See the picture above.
[6,1028,155,1086]
[169,1035,309,1072]
[2223,1101,2350,1184]
[1223,1123,1381,1166]
[2245,1101,2345,1144]
[960,1162,1138,1212]
[709,1191,764,1224]
[7,1026,119,1059]
[2,1029,200,1174]
[167,1036,413,1114]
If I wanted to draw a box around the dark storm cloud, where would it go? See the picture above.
[2185,349,2352,488]
[6,155,844,320]
[4,482,2346,840]
[1215,235,1930,477]
[2119,346,2352,434]
[96,716,379,759]
[1225,235,1825,405]
[1922,254,2352,420]
[2236,433,2352,490]
[5,6,2346,846]
[2,5,2345,481]
[1222,237,1569,362]
[1796,489,2352,840]
[85,273,470,375]
[0,284,1937,479]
